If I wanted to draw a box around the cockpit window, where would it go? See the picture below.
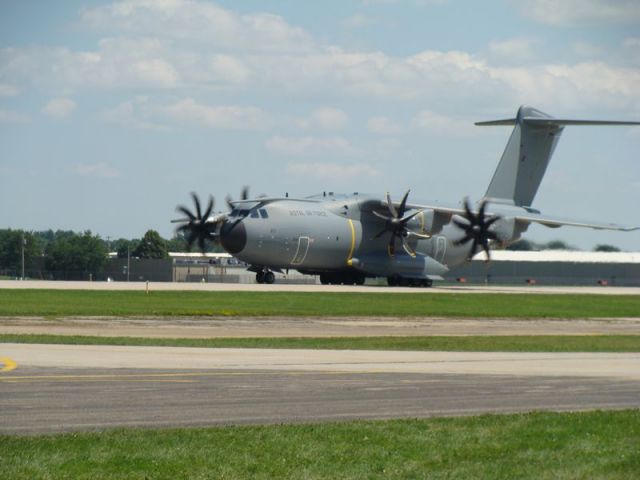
[239,209,250,216]
[259,209,269,218]
[230,209,239,216]
[250,210,259,218]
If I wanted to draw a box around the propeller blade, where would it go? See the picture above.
[372,210,390,221]
[454,233,473,246]
[481,237,491,262]
[398,190,410,218]
[463,197,474,221]
[398,209,423,225]
[374,228,388,239]
[203,195,214,220]
[191,192,202,220]
[468,238,479,260]
[176,205,195,221]
[241,186,249,200]
[453,218,470,230]
[388,234,396,256]
[405,230,431,239]
[225,194,233,211]
[385,192,398,218]
[401,236,416,257]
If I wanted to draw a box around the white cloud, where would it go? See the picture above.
[80,0,314,53]
[0,83,19,97]
[298,107,349,130]
[267,136,356,156]
[73,162,120,178]
[42,98,76,119]
[342,14,377,29]
[573,42,605,58]
[163,98,271,130]
[0,1,638,113]
[102,97,169,131]
[286,161,380,180]
[411,110,475,136]
[0,109,30,123]
[488,38,537,61]
[623,38,640,48]
[516,0,640,26]
[367,116,403,135]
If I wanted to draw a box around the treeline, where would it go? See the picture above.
[507,239,621,252]
[0,229,218,280]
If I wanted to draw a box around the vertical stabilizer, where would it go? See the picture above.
[480,106,562,207]
[478,106,639,207]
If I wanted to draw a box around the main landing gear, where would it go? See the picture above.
[319,271,366,286]
[256,270,275,284]
[387,276,433,288]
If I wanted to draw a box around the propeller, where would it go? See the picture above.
[373,190,430,257]
[453,197,501,261]
[226,186,250,210]
[173,192,221,253]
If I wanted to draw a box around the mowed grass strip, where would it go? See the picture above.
[3,334,640,352]
[1,289,639,317]
[2,411,639,479]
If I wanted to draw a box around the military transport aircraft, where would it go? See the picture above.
[173,106,639,286]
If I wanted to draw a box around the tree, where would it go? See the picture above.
[594,244,621,252]
[113,238,139,258]
[133,230,168,259]
[544,240,573,250]
[45,231,108,279]
[0,229,42,272]
[506,239,536,251]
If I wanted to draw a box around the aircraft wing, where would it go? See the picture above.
[398,201,640,232]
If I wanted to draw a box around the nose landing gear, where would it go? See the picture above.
[256,269,275,284]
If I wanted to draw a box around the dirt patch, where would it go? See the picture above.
[1,316,639,338]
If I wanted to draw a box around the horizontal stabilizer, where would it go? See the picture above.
[476,118,640,127]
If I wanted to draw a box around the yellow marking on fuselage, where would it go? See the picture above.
[0,357,17,373]
[346,219,356,265]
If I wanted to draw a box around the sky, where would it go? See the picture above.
[1,0,639,250]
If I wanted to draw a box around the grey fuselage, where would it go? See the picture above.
[219,193,475,280]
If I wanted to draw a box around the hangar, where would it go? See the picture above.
[104,250,640,286]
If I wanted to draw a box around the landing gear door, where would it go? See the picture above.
[291,236,310,265]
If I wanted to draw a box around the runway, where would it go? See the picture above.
[2,280,639,295]
[2,344,640,434]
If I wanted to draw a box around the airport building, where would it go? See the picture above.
[103,250,640,286]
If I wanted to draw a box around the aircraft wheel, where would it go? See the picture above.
[354,274,365,286]
[387,276,398,287]
[320,274,330,285]
[256,271,265,284]
[264,271,275,284]
[398,277,410,287]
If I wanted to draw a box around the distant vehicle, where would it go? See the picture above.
[173,106,639,286]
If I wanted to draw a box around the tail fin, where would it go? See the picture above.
[478,105,640,207]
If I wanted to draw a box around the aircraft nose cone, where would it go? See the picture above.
[220,220,247,254]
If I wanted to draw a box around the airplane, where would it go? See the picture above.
[173,106,639,286]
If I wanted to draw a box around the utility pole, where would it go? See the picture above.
[21,234,25,280]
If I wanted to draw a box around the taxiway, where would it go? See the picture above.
[2,344,639,434]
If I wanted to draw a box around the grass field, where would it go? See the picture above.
[1,289,639,317]
[2,411,639,479]
[3,333,640,352]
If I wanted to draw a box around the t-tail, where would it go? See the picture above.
[478,105,640,208]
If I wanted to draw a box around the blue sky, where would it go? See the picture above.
[1,0,639,250]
